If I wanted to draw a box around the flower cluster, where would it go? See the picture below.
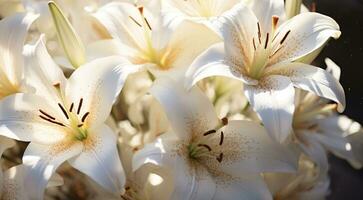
[0,0,361,199]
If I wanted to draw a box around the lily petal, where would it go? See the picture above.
[24,35,67,103]
[244,75,295,143]
[266,62,345,112]
[0,93,68,143]
[22,141,83,200]
[218,120,298,174]
[185,43,257,91]
[94,2,148,50]
[214,3,258,68]
[249,0,285,33]
[0,12,38,88]
[68,125,126,194]
[170,156,216,200]
[213,174,272,200]
[66,56,139,128]
[270,12,340,64]
[150,77,219,140]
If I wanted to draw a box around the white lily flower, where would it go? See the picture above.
[0,36,138,199]
[133,77,298,200]
[290,59,361,173]
[185,2,345,143]
[0,12,37,99]
[265,155,330,200]
[94,2,220,79]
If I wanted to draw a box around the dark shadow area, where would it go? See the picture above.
[304,0,363,199]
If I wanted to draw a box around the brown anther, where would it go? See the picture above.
[53,83,60,88]
[81,112,90,123]
[77,98,83,115]
[257,22,262,44]
[129,16,142,27]
[280,30,291,44]
[203,129,216,136]
[77,124,83,127]
[39,109,55,120]
[264,33,269,49]
[39,115,65,127]
[138,6,144,14]
[221,117,228,126]
[69,103,74,112]
[144,17,152,30]
[272,15,279,29]
[219,131,224,146]
[58,103,69,119]
[216,153,223,163]
[125,186,131,191]
[198,144,212,151]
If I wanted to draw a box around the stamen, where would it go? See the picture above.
[81,112,90,122]
[69,103,74,112]
[257,22,262,44]
[197,144,212,151]
[77,124,83,127]
[219,131,224,145]
[58,103,69,119]
[39,109,55,120]
[138,6,144,14]
[269,46,283,58]
[39,115,65,127]
[144,17,152,30]
[221,117,228,126]
[203,129,216,136]
[264,33,269,49]
[280,30,291,44]
[53,83,60,88]
[129,16,142,27]
[272,16,279,30]
[77,98,83,115]
[216,153,223,163]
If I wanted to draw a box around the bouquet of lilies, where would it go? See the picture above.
[0,0,362,199]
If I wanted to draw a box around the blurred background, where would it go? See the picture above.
[306,0,363,199]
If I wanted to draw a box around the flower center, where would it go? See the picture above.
[128,7,175,71]
[248,16,291,80]
[187,129,224,163]
[38,97,90,141]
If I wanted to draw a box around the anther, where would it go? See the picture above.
[219,131,224,146]
[216,153,223,163]
[198,144,212,151]
[221,117,228,126]
[264,33,269,49]
[203,129,216,136]
[272,16,279,30]
[39,115,65,127]
[53,83,60,88]
[129,16,142,27]
[77,124,83,127]
[77,98,83,115]
[257,22,262,44]
[69,103,74,112]
[81,112,90,122]
[58,103,69,119]
[39,109,55,120]
[280,30,291,44]
[144,17,152,30]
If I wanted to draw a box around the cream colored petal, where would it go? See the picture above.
[22,141,83,200]
[150,77,219,140]
[68,124,126,194]
[244,75,295,143]
[0,12,38,88]
[269,12,340,64]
